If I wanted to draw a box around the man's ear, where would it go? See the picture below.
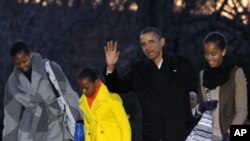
[28,51,32,58]
[222,48,227,56]
[160,38,166,47]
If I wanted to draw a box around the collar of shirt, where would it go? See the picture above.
[87,80,102,108]
[157,59,163,69]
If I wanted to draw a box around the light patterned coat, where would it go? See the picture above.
[3,53,81,141]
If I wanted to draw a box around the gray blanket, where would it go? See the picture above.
[3,53,81,141]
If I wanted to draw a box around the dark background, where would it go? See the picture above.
[0,0,250,141]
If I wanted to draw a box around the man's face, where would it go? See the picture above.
[77,79,98,97]
[140,32,165,61]
[13,52,32,72]
[190,93,197,109]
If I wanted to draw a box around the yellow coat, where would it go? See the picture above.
[79,83,131,141]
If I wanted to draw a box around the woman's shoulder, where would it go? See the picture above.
[234,66,242,72]
[233,66,246,79]
[199,69,205,77]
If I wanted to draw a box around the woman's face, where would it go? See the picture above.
[204,42,226,68]
[13,52,32,72]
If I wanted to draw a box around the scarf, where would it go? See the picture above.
[203,55,236,90]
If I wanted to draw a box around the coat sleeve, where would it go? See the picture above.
[2,81,22,141]
[110,94,131,141]
[231,68,248,124]
[50,62,82,121]
[197,70,205,103]
[104,67,133,94]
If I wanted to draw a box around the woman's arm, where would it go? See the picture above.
[232,68,248,124]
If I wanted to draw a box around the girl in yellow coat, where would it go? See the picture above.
[77,68,131,141]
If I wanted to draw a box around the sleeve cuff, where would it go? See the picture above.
[106,68,113,75]
[195,104,202,115]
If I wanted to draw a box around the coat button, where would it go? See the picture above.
[88,133,91,136]
[100,130,104,134]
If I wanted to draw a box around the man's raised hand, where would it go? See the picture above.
[104,41,120,72]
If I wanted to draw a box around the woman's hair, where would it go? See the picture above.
[203,32,227,50]
[10,40,30,57]
[77,67,99,82]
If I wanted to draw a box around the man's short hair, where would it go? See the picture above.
[189,91,197,98]
[140,26,163,38]
[10,41,30,57]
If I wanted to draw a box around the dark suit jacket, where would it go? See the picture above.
[105,53,198,141]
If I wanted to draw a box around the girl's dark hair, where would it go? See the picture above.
[203,32,227,50]
[77,67,99,82]
[10,41,30,57]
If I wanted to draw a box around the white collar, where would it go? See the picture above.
[157,59,163,69]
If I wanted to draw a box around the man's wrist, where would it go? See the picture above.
[107,65,115,73]
[106,69,112,75]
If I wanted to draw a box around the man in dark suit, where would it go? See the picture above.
[189,91,201,126]
[190,91,199,118]
[104,27,197,141]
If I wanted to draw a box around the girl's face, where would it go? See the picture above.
[78,79,98,97]
[204,42,226,68]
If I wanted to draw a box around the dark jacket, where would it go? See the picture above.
[104,53,197,141]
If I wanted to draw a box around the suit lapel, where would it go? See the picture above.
[81,96,96,121]
[81,83,109,116]
[31,70,42,94]
[16,53,43,95]
[219,67,237,110]
[91,99,103,113]
[80,96,98,141]
[136,59,170,98]
[30,53,44,94]
[16,71,42,95]
[14,67,35,95]
[80,83,110,141]
[219,83,231,110]
[90,83,108,113]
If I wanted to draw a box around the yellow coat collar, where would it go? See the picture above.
[79,82,110,112]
